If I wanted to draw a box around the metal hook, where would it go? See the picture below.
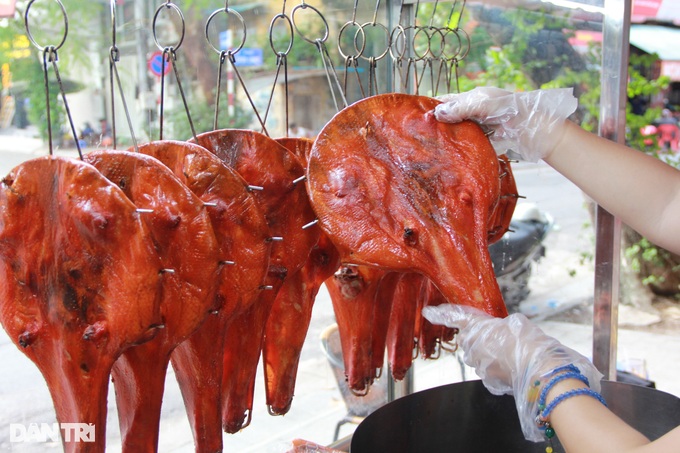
[109,0,138,151]
[152,2,186,52]
[24,0,68,52]
[357,22,391,62]
[428,0,439,28]
[370,0,381,25]
[291,3,330,45]
[205,7,247,55]
[456,0,467,30]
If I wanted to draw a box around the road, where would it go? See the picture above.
[0,137,600,452]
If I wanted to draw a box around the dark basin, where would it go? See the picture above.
[351,379,680,452]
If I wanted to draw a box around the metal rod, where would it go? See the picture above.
[592,0,631,381]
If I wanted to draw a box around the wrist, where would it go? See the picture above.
[543,119,574,162]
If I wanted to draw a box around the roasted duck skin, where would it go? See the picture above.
[136,140,271,313]
[325,265,389,392]
[261,137,341,416]
[386,273,425,381]
[0,156,163,453]
[192,130,319,433]
[307,93,508,317]
[135,140,271,453]
[84,149,220,453]
[263,232,341,415]
[417,279,451,359]
[370,271,402,374]
[488,155,519,244]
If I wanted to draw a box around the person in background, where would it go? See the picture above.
[288,123,313,138]
[653,109,680,152]
[423,87,680,453]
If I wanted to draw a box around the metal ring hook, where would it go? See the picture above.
[291,3,329,45]
[24,0,68,52]
[205,7,247,55]
[338,21,365,60]
[269,13,294,56]
[357,22,390,62]
[427,26,446,60]
[412,26,431,61]
[152,2,185,52]
[455,27,470,60]
[441,27,462,60]
[389,24,406,60]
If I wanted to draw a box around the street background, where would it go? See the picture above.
[0,127,679,452]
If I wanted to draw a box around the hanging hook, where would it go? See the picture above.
[109,0,138,151]
[428,0,439,29]
[152,2,186,52]
[262,5,295,134]
[24,0,68,53]
[25,0,82,159]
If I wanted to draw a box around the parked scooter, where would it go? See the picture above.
[488,202,553,312]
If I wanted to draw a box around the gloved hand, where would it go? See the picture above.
[422,304,603,442]
[435,87,578,162]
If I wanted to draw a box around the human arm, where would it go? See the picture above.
[545,377,680,453]
[546,121,680,256]
[435,87,680,256]
[422,304,680,453]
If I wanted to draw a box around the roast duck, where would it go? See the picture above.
[0,92,517,451]
[308,93,518,390]
[190,130,320,437]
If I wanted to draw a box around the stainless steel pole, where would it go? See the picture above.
[593,0,631,380]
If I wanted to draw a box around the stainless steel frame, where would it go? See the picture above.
[593,0,631,380]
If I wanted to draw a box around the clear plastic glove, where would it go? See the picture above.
[422,304,603,442]
[435,87,578,162]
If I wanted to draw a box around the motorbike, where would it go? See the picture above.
[488,202,553,312]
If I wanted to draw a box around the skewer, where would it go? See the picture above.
[203,202,218,207]
[267,237,284,242]
[248,185,265,192]
[260,285,275,291]
[293,175,307,185]
[220,260,236,266]
[160,269,176,274]
[136,208,154,213]
[302,219,319,230]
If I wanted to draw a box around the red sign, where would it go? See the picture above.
[147,51,172,77]
[632,0,662,19]
[0,0,16,18]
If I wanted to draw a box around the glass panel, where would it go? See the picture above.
[1,1,678,452]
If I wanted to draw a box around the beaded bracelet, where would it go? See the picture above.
[536,388,607,453]
[537,371,591,412]
[527,364,581,403]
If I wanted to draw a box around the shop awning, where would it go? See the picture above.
[629,25,680,61]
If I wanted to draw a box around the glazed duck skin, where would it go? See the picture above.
[326,265,389,392]
[264,231,341,415]
[192,130,320,433]
[262,137,341,416]
[386,273,426,381]
[85,149,220,453]
[135,140,271,453]
[0,156,163,453]
[307,93,508,317]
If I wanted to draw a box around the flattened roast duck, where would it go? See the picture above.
[307,93,515,318]
[0,93,517,451]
